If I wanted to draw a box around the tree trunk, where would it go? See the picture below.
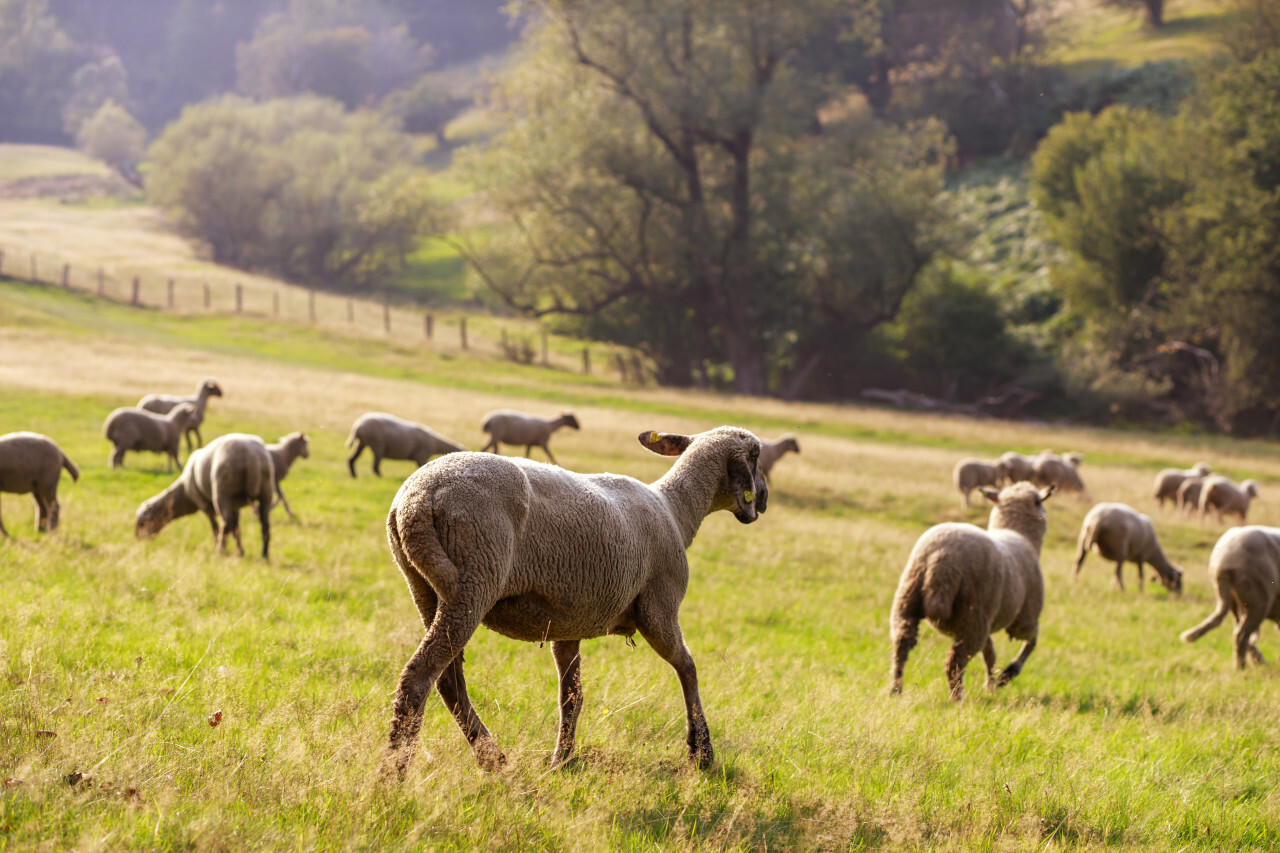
[1144,0,1164,26]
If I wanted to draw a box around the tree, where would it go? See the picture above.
[76,98,146,181]
[63,55,128,136]
[1109,0,1165,27]
[0,0,76,142]
[460,0,952,396]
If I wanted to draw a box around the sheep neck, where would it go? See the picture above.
[653,444,728,549]
[988,504,1046,553]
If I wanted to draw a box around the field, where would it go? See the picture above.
[2,279,1280,850]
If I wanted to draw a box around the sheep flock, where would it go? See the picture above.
[2,373,1276,777]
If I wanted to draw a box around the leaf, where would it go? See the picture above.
[3,778,22,788]
[207,709,223,728]
[35,729,56,739]
[96,697,110,705]
[66,771,92,787]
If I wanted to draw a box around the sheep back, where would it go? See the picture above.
[351,413,463,463]
[185,434,275,514]
[104,405,192,452]
[481,410,573,445]
[0,432,77,494]
[954,458,1004,495]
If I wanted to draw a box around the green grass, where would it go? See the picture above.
[4,281,1280,849]
[1051,0,1234,69]
[0,145,111,182]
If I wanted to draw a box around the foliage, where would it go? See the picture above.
[379,70,473,142]
[62,55,129,136]
[75,98,146,181]
[145,95,447,288]
[1223,0,1280,59]
[0,0,76,142]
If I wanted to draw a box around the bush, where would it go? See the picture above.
[76,99,146,180]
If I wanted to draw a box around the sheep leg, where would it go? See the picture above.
[524,445,532,458]
[982,637,998,690]
[184,428,194,454]
[347,442,365,478]
[996,636,1037,687]
[1072,542,1088,580]
[889,614,919,695]
[550,640,583,768]
[372,452,383,477]
[635,614,713,769]
[1234,610,1265,670]
[0,500,6,537]
[1114,561,1126,592]
[1136,561,1145,593]
[276,484,297,520]
[539,444,559,466]
[480,437,497,453]
[944,636,985,701]
[226,508,244,557]
[32,493,48,533]
[1181,576,1233,643]
[257,497,271,560]
[436,651,503,770]
[110,445,125,469]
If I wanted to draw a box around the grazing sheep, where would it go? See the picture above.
[381,426,768,778]
[1073,502,1182,593]
[1152,462,1212,508]
[345,413,465,478]
[1200,476,1260,525]
[757,434,800,481]
[138,378,222,451]
[890,482,1055,701]
[1181,526,1280,669]
[1031,451,1091,500]
[266,432,309,520]
[0,432,79,536]
[103,404,196,471]
[480,410,580,466]
[999,452,1036,484]
[135,433,274,558]
[953,458,1008,508]
[1177,476,1207,515]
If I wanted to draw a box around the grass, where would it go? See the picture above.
[0,146,112,182]
[3,281,1280,849]
[1051,0,1234,68]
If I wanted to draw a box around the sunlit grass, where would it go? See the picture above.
[1051,0,1233,68]
[0,145,112,182]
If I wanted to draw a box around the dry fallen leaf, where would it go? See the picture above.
[3,778,23,788]
[35,730,56,739]
[96,697,110,705]
[208,709,223,728]
[66,771,92,787]
[159,688,174,695]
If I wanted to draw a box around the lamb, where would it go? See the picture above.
[138,378,222,451]
[757,434,800,481]
[103,403,196,471]
[953,458,1008,508]
[266,432,309,519]
[1181,526,1280,669]
[345,413,465,478]
[1031,451,1091,500]
[0,432,80,536]
[480,410,580,466]
[380,426,768,778]
[1177,477,1206,515]
[1072,502,1183,593]
[1152,462,1212,508]
[1199,476,1260,524]
[889,482,1054,701]
[999,452,1036,484]
[135,433,274,558]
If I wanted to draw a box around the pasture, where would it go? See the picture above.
[2,279,1280,850]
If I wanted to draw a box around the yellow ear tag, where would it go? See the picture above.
[648,431,661,443]
[744,490,755,503]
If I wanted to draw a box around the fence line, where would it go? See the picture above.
[0,242,650,384]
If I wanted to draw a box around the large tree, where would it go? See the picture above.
[460,0,951,396]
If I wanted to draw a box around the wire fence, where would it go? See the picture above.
[0,242,653,384]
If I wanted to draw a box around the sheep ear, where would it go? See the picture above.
[1037,484,1057,504]
[979,487,1000,503]
[639,431,692,457]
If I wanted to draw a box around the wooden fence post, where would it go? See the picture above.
[425,313,433,339]
[61,263,70,289]
[131,276,140,306]
[383,293,391,333]
[460,317,468,350]
[308,290,316,323]
[167,278,174,308]
[97,267,104,296]
[235,283,243,314]
[203,282,210,309]
[582,347,590,375]
[273,290,279,317]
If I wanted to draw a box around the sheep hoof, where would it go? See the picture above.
[688,745,714,770]
[473,737,506,772]
[549,750,575,770]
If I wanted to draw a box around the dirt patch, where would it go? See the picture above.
[0,174,139,201]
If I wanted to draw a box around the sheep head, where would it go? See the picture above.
[201,379,223,397]
[135,492,175,539]
[1161,564,1184,595]
[781,435,800,454]
[1192,462,1211,477]
[170,403,197,428]
[291,432,310,458]
[979,482,1054,538]
[1245,479,1260,498]
[561,412,581,430]
[639,427,769,524]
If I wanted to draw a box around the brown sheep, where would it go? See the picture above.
[1031,451,1091,501]
[103,404,196,471]
[999,452,1036,484]
[757,434,800,481]
[1181,526,1280,669]
[1176,477,1207,515]
[1073,502,1182,593]
[953,458,1008,508]
[1199,476,1260,525]
[138,378,222,451]
[266,432,309,519]
[0,432,80,536]
[480,410,579,466]
[1152,462,1211,508]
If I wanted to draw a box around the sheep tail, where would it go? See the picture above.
[345,423,359,449]
[1181,571,1234,643]
[61,453,80,482]
[922,554,962,623]
[1074,515,1097,574]
[389,490,460,596]
[481,414,495,434]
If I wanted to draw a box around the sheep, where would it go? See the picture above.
[266,432,309,520]
[999,452,1036,484]
[1181,526,1280,669]
[103,403,196,471]
[138,378,222,451]
[345,413,465,478]
[953,458,1008,508]
[1152,462,1212,508]
[1072,502,1183,593]
[1199,476,1260,525]
[757,434,800,481]
[1031,451,1091,500]
[380,426,769,778]
[480,410,580,466]
[1177,476,1207,515]
[0,432,80,537]
[889,482,1055,701]
[135,433,274,558]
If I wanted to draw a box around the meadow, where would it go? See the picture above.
[0,279,1279,850]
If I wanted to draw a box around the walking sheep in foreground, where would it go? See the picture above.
[345,413,465,478]
[1031,451,1091,500]
[1153,462,1211,508]
[1181,526,1280,669]
[1199,476,1260,525]
[103,404,196,471]
[480,410,580,466]
[266,432,309,519]
[999,452,1036,484]
[381,426,768,778]
[135,433,274,558]
[954,458,1008,508]
[757,434,801,481]
[1073,503,1182,593]
[138,378,222,451]
[890,482,1054,701]
[0,432,79,536]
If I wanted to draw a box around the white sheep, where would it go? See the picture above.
[999,452,1036,484]
[757,434,800,481]
[0,432,80,536]
[1073,502,1182,593]
[890,482,1055,701]
[1181,526,1280,669]
[1031,451,1091,500]
[1177,476,1207,515]
[1152,462,1211,508]
[138,378,222,451]
[1199,476,1260,525]
[345,413,466,478]
[103,404,196,471]
[135,433,274,558]
[266,432,309,519]
[480,410,580,466]
[380,426,768,778]
[953,458,1008,508]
